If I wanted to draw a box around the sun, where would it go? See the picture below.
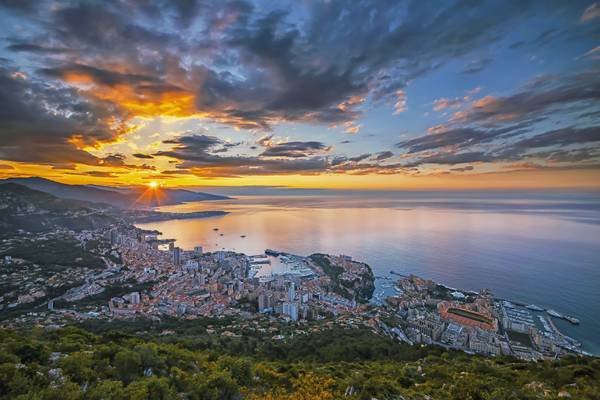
[148,181,158,189]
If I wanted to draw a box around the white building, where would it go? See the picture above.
[282,301,299,321]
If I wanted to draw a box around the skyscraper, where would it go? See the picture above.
[283,302,298,321]
[173,247,181,265]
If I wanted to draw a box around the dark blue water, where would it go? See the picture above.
[137,191,600,354]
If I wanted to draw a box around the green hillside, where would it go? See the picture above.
[0,325,598,399]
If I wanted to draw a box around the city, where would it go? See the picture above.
[1,0,599,397]
[1,218,590,362]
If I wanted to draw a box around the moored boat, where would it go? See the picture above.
[547,309,563,318]
[564,315,580,325]
[526,304,544,311]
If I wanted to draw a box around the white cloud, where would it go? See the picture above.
[581,2,600,22]
[393,90,407,114]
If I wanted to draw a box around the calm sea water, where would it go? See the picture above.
[136,192,600,354]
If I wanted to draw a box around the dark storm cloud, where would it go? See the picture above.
[0,0,549,133]
[50,1,174,52]
[198,0,540,128]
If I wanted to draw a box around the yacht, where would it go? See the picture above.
[526,304,544,311]
[547,309,563,318]
[564,315,580,325]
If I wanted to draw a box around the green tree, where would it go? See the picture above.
[86,380,126,400]
[114,350,142,383]
[124,377,177,400]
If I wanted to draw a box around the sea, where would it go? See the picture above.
[136,191,600,354]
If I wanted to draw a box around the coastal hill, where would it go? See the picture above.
[0,183,115,233]
[309,253,376,303]
[0,183,227,233]
[2,177,230,208]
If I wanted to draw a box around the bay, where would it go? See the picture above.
[136,192,600,354]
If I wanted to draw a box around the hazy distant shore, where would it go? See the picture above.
[129,210,229,223]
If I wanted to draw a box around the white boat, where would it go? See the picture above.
[502,301,516,309]
[526,304,544,311]
[547,309,563,318]
[564,315,580,325]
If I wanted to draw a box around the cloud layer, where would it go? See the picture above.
[0,0,598,182]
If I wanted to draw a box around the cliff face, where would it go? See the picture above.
[309,253,375,303]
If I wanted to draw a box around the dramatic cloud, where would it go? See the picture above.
[394,66,600,172]
[399,126,600,169]
[507,126,600,151]
[0,0,551,134]
[0,65,126,165]
[397,126,525,154]
[450,71,600,126]
[154,134,330,177]
[155,134,407,177]
[0,0,598,183]
[260,141,331,158]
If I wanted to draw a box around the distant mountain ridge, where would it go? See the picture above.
[0,183,115,233]
[1,177,229,208]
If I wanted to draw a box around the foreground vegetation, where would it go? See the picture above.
[0,325,598,399]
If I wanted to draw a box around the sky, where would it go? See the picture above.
[0,0,599,190]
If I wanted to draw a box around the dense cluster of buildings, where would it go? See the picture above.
[2,222,589,362]
[385,275,587,360]
[93,226,373,323]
